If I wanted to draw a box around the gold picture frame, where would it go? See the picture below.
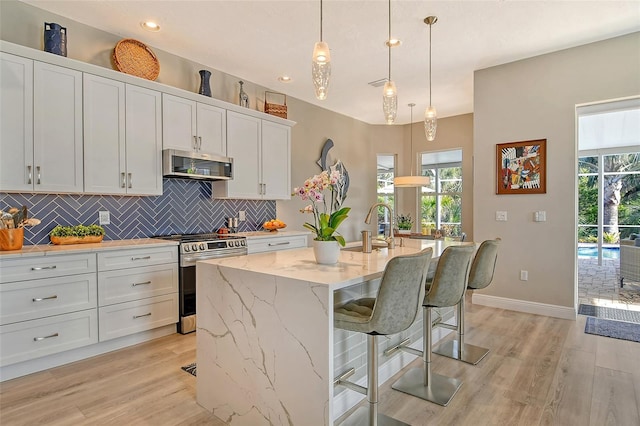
[496,139,546,195]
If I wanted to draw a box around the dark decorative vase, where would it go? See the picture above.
[44,22,67,57]
[198,70,212,97]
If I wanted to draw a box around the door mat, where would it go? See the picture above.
[578,304,640,324]
[181,363,197,377]
[584,317,640,343]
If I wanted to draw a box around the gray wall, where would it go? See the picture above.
[473,32,640,309]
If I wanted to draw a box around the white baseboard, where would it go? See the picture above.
[472,293,576,320]
[0,324,177,382]
[332,326,453,421]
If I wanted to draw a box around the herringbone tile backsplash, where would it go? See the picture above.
[1,178,276,245]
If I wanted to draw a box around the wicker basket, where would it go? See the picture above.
[113,39,160,81]
[264,91,287,119]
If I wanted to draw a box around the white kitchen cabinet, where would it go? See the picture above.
[246,233,307,254]
[0,53,33,192]
[162,93,226,156]
[0,55,83,193]
[84,74,162,195]
[213,111,291,200]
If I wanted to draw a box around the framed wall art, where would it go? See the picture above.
[496,139,546,195]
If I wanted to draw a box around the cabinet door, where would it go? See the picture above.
[33,62,83,193]
[196,103,226,156]
[223,111,261,198]
[125,84,162,195]
[261,120,291,200]
[162,94,196,151]
[0,53,33,192]
[83,73,126,194]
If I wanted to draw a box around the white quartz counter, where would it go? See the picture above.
[196,238,471,425]
[0,238,178,259]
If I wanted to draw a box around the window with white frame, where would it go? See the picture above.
[376,154,395,236]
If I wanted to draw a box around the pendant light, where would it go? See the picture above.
[382,0,397,124]
[424,16,438,141]
[312,0,331,100]
[394,103,431,187]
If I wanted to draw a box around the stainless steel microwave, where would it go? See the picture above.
[162,149,233,181]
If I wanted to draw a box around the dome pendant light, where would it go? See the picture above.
[394,103,431,188]
[312,0,331,100]
[382,0,397,124]
[424,16,438,141]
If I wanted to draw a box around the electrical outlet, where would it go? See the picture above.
[520,270,528,281]
[238,211,246,221]
[99,211,110,225]
[496,211,508,221]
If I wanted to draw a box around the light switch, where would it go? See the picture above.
[495,211,508,221]
[534,211,546,222]
[239,211,246,221]
[99,211,110,225]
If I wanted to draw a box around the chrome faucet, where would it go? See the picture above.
[364,203,395,249]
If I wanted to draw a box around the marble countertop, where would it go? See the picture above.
[199,238,468,290]
[0,238,178,259]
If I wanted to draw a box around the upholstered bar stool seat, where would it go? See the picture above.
[391,245,475,407]
[433,239,500,365]
[334,248,433,426]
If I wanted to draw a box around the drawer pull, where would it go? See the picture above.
[32,295,58,302]
[133,313,152,319]
[31,265,57,271]
[34,332,59,342]
[131,256,151,261]
[132,281,152,287]
[268,242,290,247]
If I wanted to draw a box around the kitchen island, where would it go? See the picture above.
[196,239,469,425]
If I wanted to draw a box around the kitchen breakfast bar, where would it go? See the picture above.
[196,239,469,425]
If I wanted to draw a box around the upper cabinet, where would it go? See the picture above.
[162,94,226,156]
[212,111,291,200]
[1,54,83,193]
[84,74,162,195]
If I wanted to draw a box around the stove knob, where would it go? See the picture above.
[191,243,198,252]
[235,241,240,247]
[199,243,205,250]
[241,240,246,246]
[184,246,190,252]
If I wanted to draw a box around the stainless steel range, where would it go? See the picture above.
[154,233,247,334]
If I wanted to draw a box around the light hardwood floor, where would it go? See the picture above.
[1,301,639,426]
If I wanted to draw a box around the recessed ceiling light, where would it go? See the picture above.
[278,75,292,83]
[385,38,402,48]
[141,21,160,32]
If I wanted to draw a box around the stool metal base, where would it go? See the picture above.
[433,339,489,365]
[339,406,410,426]
[391,367,463,407]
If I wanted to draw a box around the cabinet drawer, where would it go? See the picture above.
[98,293,178,341]
[0,309,98,367]
[97,246,178,271]
[0,273,97,325]
[98,263,178,306]
[0,253,96,284]
[247,235,308,254]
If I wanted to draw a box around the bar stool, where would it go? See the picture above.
[391,245,475,406]
[433,239,500,365]
[334,248,433,426]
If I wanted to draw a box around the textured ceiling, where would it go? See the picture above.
[24,1,640,125]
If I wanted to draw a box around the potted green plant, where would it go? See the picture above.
[396,214,413,234]
[50,224,105,245]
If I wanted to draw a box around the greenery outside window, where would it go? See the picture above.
[420,150,463,237]
[377,154,395,236]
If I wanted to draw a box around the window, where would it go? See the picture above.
[419,150,463,237]
[377,154,395,236]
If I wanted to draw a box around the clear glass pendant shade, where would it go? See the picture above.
[424,105,437,142]
[382,81,397,124]
[312,41,331,100]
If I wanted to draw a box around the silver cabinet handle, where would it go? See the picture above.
[121,172,126,188]
[193,135,198,151]
[32,295,58,302]
[31,265,57,271]
[198,136,202,150]
[36,165,41,184]
[128,172,132,189]
[268,242,290,247]
[132,281,151,287]
[133,313,151,319]
[27,165,32,184]
[34,332,59,342]
[131,256,151,261]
